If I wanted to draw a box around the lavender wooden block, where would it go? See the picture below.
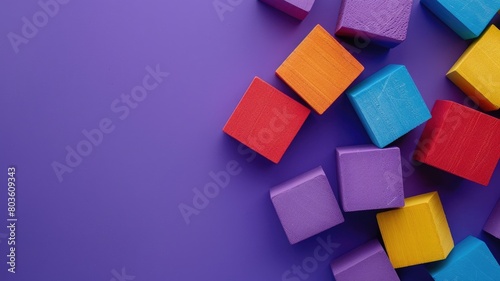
[484,199,500,239]
[259,0,315,20]
[336,145,404,212]
[331,240,400,281]
[335,0,413,48]
[270,166,344,244]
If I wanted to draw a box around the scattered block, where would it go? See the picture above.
[270,166,344,244]
[335,0,413,48]
[428,236,500,281]
[347,64,431,148]
[377,191,454,268]
[484,199,500,239]
[420,0,500,40]
[336,145,404,212]
[331,240,400,281]
[223,77,310,164]
[259,0,315,20]
[447,25,500,111]
[276,24,364,115]
[413,100,500,186]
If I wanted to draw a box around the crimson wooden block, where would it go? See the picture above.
[414,100,500,186]
[223,77,310,163]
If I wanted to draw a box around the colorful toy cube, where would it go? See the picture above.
[484,199,500,239]
[259,0,315,20]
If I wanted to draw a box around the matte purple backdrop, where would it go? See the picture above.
[0,0,499,280]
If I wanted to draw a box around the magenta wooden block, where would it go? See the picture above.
[336,145,404,212]
[331,240,400,281]
[270,166,344,244]
[484,199,500,239]
[335,0,413,48]
[259,0,315,20]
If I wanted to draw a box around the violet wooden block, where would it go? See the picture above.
[336,145,404,212]
[270,166,344,244]
[331,240,400,281]
[335,0,413,48]
[259,0,315,20]
[484,199,500,239]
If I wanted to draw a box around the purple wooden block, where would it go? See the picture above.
[336,145,404,212]
[259,0,315,20]
[331,240,400,281]
[484,199,500,239]
[335,0,413,48]
[270,166,344,244]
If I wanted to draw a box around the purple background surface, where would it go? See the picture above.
[0,1,499,280]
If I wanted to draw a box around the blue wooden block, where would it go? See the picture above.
[347,65,431,148]
[428,236,500,281]
[421,0,500,40]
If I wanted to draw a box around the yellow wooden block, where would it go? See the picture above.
[376,191,454,268]
[447,25,500,111]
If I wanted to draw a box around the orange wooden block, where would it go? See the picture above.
[276,24,364,115]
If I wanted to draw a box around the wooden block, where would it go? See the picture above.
[270,166,344,244]
[347,64,431,148]
[335,0,413,48]
[223,77,310,163]
[377,191,454,268]
[421,0,500,40]
[259,0,315,20]
[336,145,404,212]
[276,24,364,115]
[428,236,500,281]
[447,25,500,111]
[413,100,500,186]
[331,240,400,281]
[484,199,500,239]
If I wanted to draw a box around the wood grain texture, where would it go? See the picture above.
[447,25,500,111]
[276,24,364,115]
[377,191,454,268]
[413,100,500,186]
[259,0,315,20]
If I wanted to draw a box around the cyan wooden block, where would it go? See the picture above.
[429,236,500,281]
[347,65,431,148]
[421,0,500,40]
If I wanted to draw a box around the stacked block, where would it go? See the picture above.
[331,240,400,281]
[276,24,364,115]
[421,0,500,40]
[259,0,315,20]
[377,191,454,268]
[223,77,310,164]
[335,0,413,48]
[270,166,344,244]
[336,145,405,212]
[347,64,431,148]
[484,199,500,239]
[447,25,500,111]
[428,236,500,281]
[414,100,500,186]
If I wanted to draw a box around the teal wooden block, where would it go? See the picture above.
[428,236,500,281]
[421,0,500,40]
[347,65,431,148]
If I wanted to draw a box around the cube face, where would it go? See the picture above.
[223,77,310,163]
[377,192,454,268]
[276,24,364,115]
[484,199,500,239]
[270,166,344,244]
[347,64,431,148]
[259,0,315,20]
[331,240,400,281]
[429,236,500,281]
[414,100,500,186]
[421,0,500,40]
[447,25,500,111]
[335,0,413,48]
[336,145,404,212]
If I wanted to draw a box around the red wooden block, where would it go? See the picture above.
[414,100,500,186]
[223,77,310,163]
